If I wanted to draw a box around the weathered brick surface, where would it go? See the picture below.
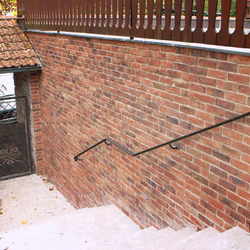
[27,32,250,232]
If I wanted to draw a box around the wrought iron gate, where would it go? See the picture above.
[0,96,32,180]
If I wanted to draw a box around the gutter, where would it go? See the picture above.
[0,66,42,74]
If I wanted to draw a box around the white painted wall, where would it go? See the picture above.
[0,73,15,96]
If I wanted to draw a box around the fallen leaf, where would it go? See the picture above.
[21,221,27,225]
[12,197,16,199]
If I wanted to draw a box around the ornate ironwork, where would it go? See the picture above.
[0,134,22,166]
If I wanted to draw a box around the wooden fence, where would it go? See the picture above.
[17,0,250,48]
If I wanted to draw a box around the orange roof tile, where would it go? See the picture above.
[0,18,41,71]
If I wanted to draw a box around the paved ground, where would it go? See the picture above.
[0,174,75,233]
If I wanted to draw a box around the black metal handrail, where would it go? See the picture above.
[74,111,250,161]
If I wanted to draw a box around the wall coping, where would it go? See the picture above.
[26,29,250,57]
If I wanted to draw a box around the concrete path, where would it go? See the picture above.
[0,174,75,233]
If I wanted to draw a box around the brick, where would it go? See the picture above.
[232,141,250,155]
[239,65,250,75]
[208,69,227,80]
[209,52,228,60]
[238,85,250,95]
[216,99,235,110]
[220,162,239,176]
[190,66,207,76]
[226,208,245,224]
[199,59,217,68]
[217,210,235,226]
[237,188,250,200]
[218,62,238,72]
[221,145,241,159]
[198,76,216,87]
[198,214,214,227]
[238,206,250,220]
[229,176,249,190]
[182,56,197,65]
[228,73,249,85]
[226,92,246,104]
[212,150,230,163]
[228,191,247,207]
[229,54,250,65]
[206,87,224,98]
[218,179,236,193]
[175,63,190,72]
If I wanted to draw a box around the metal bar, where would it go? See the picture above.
[74,111,250,160]
[74,139,107,161]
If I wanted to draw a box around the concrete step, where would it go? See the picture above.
[188,226,250,250]
[151,228,195,250]
[1,175,250,250]
[0,204,141,250]
[165,227,220,250]
[98,226,158,250]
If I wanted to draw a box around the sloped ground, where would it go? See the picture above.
[0,175,250,250]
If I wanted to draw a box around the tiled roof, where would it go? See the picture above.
[0,17,41,71]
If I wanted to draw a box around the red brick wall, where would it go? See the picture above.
[27,32,250,232]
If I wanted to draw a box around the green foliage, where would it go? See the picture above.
[170,0,237,17]
[0,84,7,96]
[0,0,17,16]
[202,0,237,17]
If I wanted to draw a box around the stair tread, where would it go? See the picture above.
[163,227,220,250]
[189,226,250,250]
[0,206,141,250]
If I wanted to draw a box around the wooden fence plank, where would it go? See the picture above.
[204,0,218,44]
[131,0,138,37]
[100,0,106,34]
[172,0,182,41]
[217,0,231,46]
[123,0,131,37]
[162,0,172,40]
[192,0,205,43]
[231,0,247,47]
[112,0,118,35]
[182,0,193,42]
[154,0,163,39]
[107,0,111,34]
[137,0,146,38]
[117,0,124,35]
[145,0,154,38]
